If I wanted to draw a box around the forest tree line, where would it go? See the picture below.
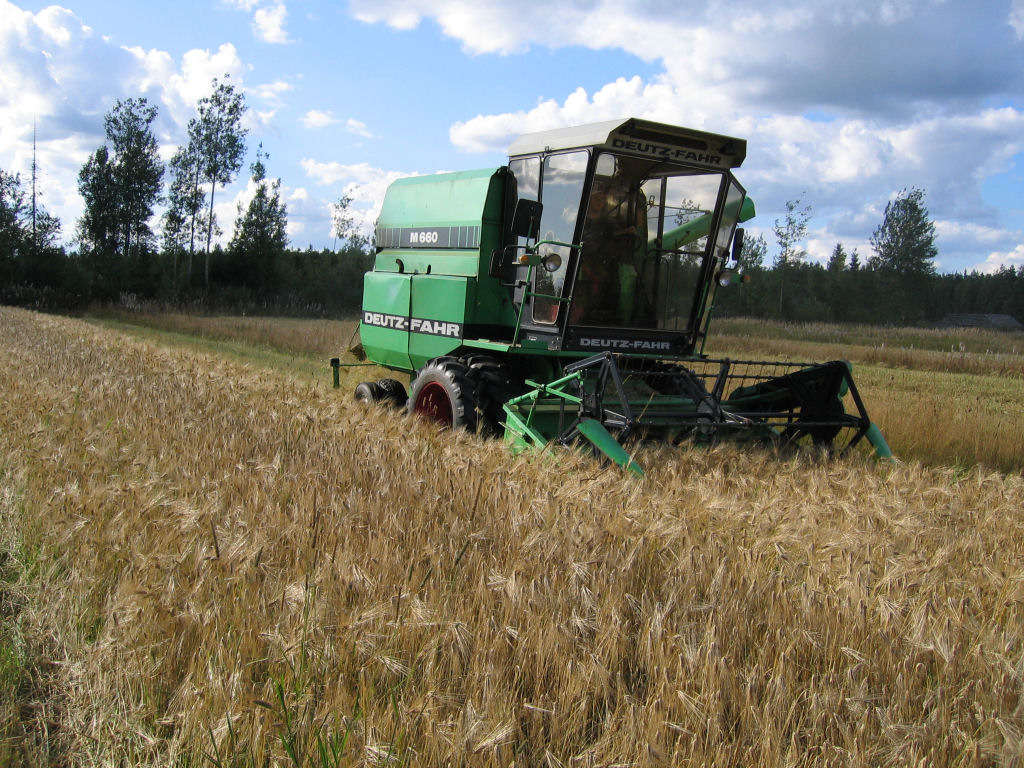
[716,189,1024,326]
[1,77,372,315]
[0,84,1021,326]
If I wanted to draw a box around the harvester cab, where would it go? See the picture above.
[499,119,752,360]
[350,118,891,474]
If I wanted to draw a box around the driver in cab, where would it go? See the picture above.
[572,168,650,326]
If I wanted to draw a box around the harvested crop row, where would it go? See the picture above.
[1,306,1023,767]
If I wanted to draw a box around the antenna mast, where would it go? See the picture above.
[31,119,38,249]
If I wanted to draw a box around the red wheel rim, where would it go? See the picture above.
[413,381,454,427]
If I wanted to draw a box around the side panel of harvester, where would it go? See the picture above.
[360,167,512,373]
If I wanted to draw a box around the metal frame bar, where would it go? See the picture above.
[502,353,891,471]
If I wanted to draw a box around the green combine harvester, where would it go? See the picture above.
[339,118,891,475]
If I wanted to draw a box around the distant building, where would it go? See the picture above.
[936,313,1024,331]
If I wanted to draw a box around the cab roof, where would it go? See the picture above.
[507,117,746,170]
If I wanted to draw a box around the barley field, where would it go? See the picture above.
[90,309,1024,472]
[710,318,1024,472]
[3,305,1024,766]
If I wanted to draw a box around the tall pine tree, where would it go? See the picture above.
[229,145,287,295]
[196,76,248,288]
[1,169,28,285]
[772,196,812,317]
[77,98,163,296]
[869,187,937,323]
[869,187,937,276]
[105,98,163,259]
[163,122,208,290]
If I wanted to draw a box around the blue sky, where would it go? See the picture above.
[2,0,1023,273]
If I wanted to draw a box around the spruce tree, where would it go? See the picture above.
[869,187,937,276]
[827,243,847,272]
[229,145,287,295]
[105,98,163,259]
[869,187,938,322]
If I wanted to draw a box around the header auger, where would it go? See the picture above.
[343,118,891,474]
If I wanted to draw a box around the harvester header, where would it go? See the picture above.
[343,117,890,474]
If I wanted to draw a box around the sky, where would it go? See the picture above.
[1,0,1023,274]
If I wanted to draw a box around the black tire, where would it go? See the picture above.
[354,381,384,403]
[407,359,479,431]
[461,354,514,436]
[376,378,408,408]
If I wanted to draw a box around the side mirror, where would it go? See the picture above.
[511,199,543,241]
[731,228,745,266]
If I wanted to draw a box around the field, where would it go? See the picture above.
[90,310,1024,472]
[2,306,1024,766]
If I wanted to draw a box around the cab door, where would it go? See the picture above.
[508,150,588,331]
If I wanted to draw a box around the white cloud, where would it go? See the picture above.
[346,118,373,138]
[224,0,293,44]
[302,109,338,129]
[301,113,372,136]
[971,245,1024,274]
[349,0,431,33]
[937,220,1015,247]
[301,159,395,187]
[820,122,890,183]
[249,78,293,108]
[449,78,676,154]
[0,2,254,243]
[0,3,139,233]
[355,0,1022,124]
[246,109,278,134]
[162,44,245,124]
[1011,0,1024,39]
[931,220,1024,273]
[123,46,176,99]
[284,187,328,244]
[253,3,291,44]
[301,158,412,235]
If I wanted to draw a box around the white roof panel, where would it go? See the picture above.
[507,119,628,157]
[508,117,747,170]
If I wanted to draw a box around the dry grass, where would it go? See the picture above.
[855,367,1024,473]
[92,311,1024,379]
[3,306,1024,766]
[706,320,1024,473]
[711,318,1024,379]
[87,311,1024,472]
[91,310,362,359]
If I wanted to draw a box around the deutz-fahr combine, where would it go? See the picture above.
[339,118,890,475]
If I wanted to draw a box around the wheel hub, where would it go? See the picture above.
[413,381,454,427]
